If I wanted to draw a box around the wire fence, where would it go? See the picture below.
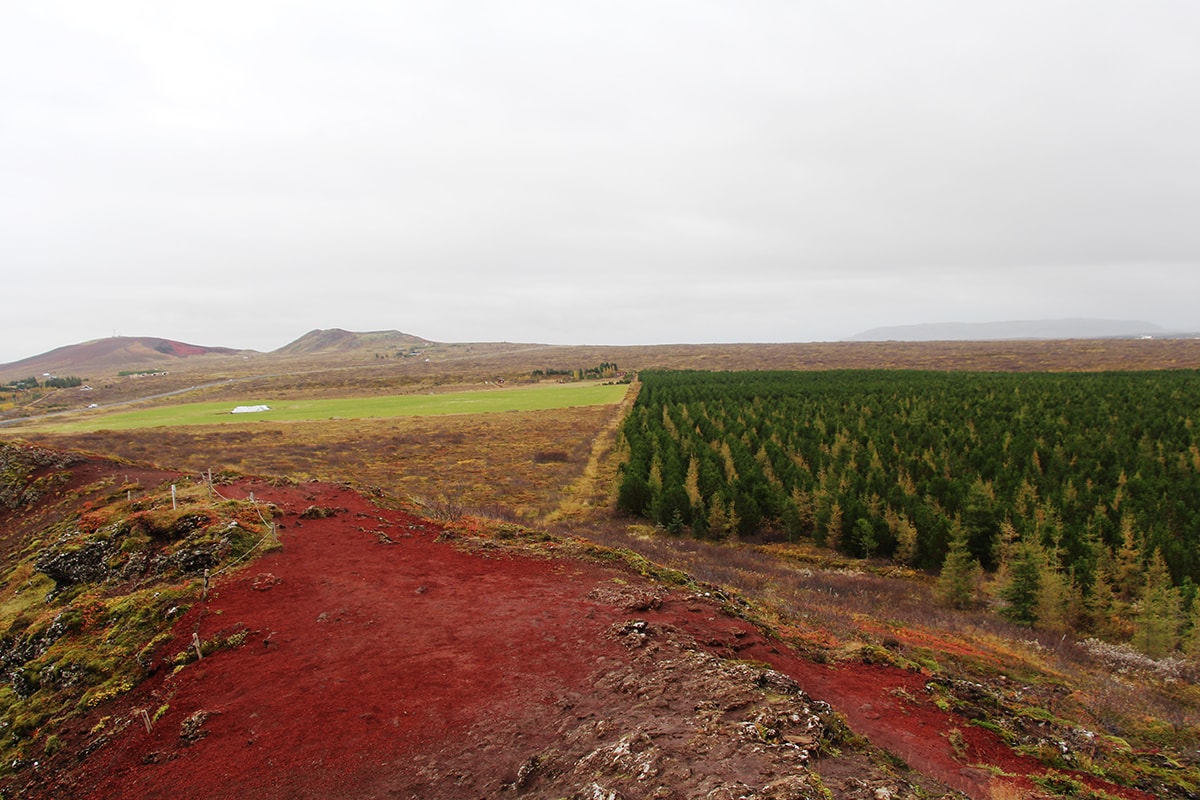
[198,468,280,581]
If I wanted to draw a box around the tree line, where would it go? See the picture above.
[616,369,1200,654]
[1,375,84,391]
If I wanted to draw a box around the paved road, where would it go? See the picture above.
[0,378,240,427]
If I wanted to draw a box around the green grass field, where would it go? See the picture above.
[27,382,630,433]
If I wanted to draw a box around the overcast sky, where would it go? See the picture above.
[3,1,1199,364]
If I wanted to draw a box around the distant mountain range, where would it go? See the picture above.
[0,329,429,380]
[4,321,1194,381]
[845,319,1179,342]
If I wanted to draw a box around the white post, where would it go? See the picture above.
[171,484,177,510]
[192,632,203,660]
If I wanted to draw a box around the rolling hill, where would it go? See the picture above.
[271,328,431,356]
[0,337,247,381]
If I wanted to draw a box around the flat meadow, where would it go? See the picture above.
[21,381,628,433]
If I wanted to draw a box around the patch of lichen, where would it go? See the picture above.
[0,479,275,777]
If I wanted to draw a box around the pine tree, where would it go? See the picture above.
[707,495,730,540]
[999,540,1043,625]
[1035,556,1071,634]
[1134,549,1182,658]
[690,499,708,538]
[791,487,815,536]
[726,499,741,541]
[1113,515,1144,606]
[936,522,982,609]
[825,501,844,552]
[963,477,998,566]
[992,520,1021,577]
[684,455,702,508]
[1085,570,1121,639]
[887,507,919,566]
[1182,595,1200,659]
[854,518,878,559]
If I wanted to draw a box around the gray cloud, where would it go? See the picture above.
[2,1,1199,363]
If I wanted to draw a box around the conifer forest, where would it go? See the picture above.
[617,369,1200,652]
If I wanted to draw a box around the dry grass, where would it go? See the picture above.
[555,516,1200,756]
[26,404,623,521]
[8,337,1200,420]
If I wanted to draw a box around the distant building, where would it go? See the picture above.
[231,405,271,414]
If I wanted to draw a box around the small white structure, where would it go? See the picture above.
[231,405,271,414]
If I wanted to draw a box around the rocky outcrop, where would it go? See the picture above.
[0,442,81,511]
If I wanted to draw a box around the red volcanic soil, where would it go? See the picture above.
[6,476,1153,800]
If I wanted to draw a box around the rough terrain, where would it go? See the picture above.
[0,456,1159,800]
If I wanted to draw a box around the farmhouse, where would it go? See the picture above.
[231,405,271,414]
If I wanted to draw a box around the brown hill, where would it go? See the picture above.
[0,337,246,381]
[272,328,430,356]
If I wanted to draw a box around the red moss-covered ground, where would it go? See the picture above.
[5,474,1153,800]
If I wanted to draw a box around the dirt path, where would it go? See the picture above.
[545,378,639,522]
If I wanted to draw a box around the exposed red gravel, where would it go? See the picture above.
[30,479,639,799]
[4,471,1154,800]
[638,601,1153,800]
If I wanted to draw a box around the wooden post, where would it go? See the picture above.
[171,484,177,510]
[141,708,153,733]
[192,632,203,661]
